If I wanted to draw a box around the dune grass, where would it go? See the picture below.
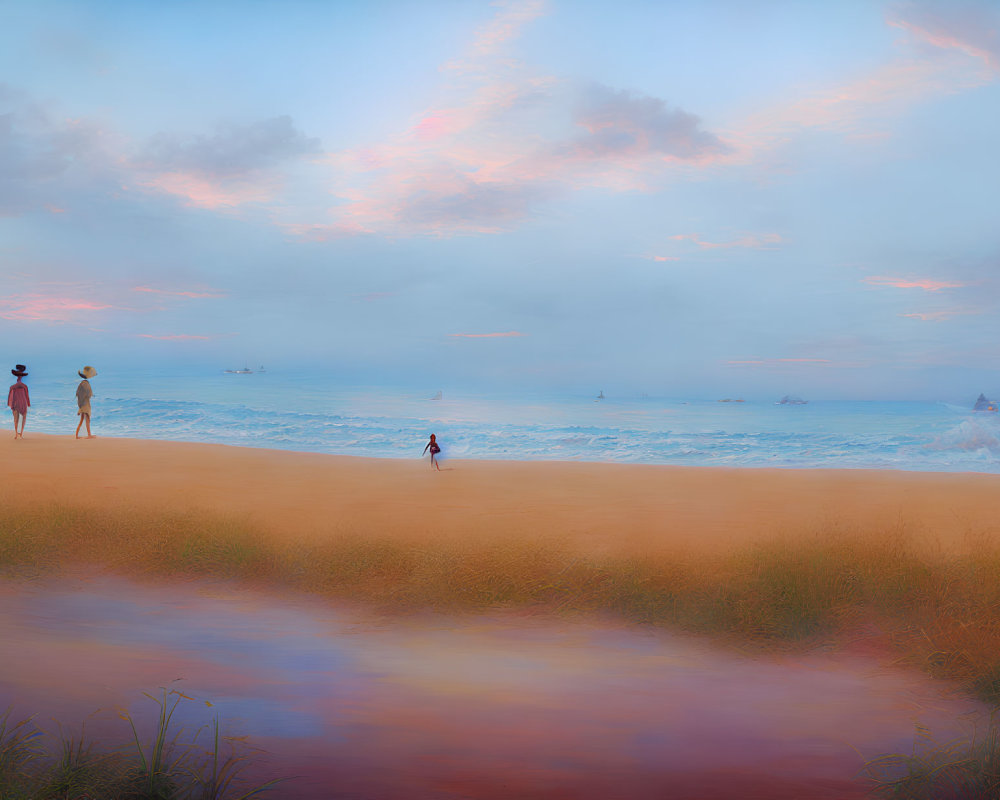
[865,715,1000,799]
[0,688,282,800]
[3,502,1000,709]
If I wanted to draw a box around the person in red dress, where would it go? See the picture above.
[7,365,30,439]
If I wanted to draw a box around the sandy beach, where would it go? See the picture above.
[2,433,998,558]
[4,434,1000,798]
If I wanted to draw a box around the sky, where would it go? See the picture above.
[1,0,998,400]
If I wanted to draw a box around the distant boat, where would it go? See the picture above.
[718,398,745,403]
[224,366,254,374]
[595,390,605,402]
[258,365,266,373]
[430,391,442,400]
[776,395,807,405]
[973,393,997,412]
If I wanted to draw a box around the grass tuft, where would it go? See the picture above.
[866,716,1000,798]
[0,688,284,800]
[0,709,44,798]
[125,687,188,799]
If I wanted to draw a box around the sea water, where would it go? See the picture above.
[12,369,1000,473]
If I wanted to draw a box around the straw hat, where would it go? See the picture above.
[78,366,97,379]
[11,364,27,377]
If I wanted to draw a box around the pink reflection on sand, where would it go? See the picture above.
[0,573,986,799]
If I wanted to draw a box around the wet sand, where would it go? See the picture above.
[1,433,999,558]
[0,572,986,799]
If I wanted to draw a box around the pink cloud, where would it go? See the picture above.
[888,3,1000,71]
[311,160,543,237]
[717,8,995,166]
[276,2,993,241]
[862,276,965,291]
[0,295,114,322]
[464,0,547,60]
[899,309,980,322]
[44,204,66,214]
[401,81,531,146]
[412,114,455,141]
[671,233,783,250]
[449,331,526,338]
[136,172,275,210]
[293,2,730,238]
[314,80,730,237]
[632,254,680,262]
[132,286,226,299]
[763,62,963,132]
[130,116,319,211]
[485,84,733,195]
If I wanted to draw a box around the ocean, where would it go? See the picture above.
[10,369,1000,473]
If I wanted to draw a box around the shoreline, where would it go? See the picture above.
[2,432,999,558]
[10,427,1000,475]
[10,393,998,475]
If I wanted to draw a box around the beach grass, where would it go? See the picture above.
[0,708,44,797]
[4,502,1000,706]
[865,715,1000,798]
[0,688,282,800]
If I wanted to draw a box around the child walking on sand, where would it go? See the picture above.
[422,433,441,470]
[75,366,97,439]
[7,365,30,439]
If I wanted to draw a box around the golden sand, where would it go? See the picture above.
[2,433,998,558]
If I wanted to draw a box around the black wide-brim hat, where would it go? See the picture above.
[11,364,26,377]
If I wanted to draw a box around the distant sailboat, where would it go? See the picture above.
[974,393,997,412]
[595,390,605,402]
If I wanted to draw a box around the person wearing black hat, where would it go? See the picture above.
[7,365,30,439]
[75,365,97,439]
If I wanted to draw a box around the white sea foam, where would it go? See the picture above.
[927,418,1000,455]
